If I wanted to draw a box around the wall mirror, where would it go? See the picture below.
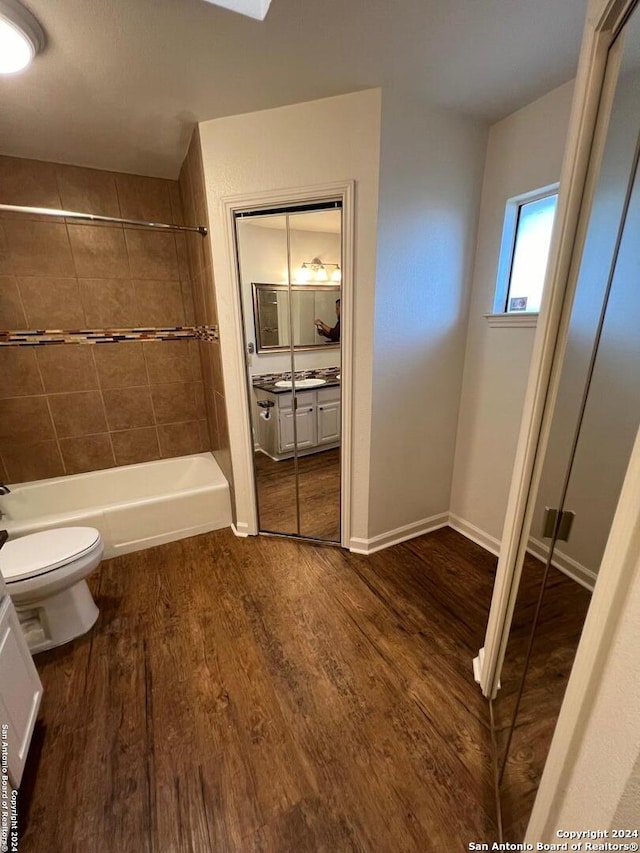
[252,283,341,352]
[235,201,343,544]
[493,3,640,839]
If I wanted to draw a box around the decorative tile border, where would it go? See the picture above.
[253,366,340,383]
[194,325,220,342]
[0,325,219,346]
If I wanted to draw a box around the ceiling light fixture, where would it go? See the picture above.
[296,258,342,284]
[0,0,45,74]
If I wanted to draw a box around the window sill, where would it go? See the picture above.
[484,312,539,328]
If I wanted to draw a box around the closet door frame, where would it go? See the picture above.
[221,181,355,548]
[479,0,640,837]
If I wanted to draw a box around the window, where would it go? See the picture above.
[493,186,559,316]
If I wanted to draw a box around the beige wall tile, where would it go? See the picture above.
[0,225,9,275]
[2,440,64,483]
[0,276,27,328]
[0,397,55,446]
[150,381,198,424]
[202,267,218,325]
[175,234,190,280]
[210,340,225,394]
[17,276,85,329]
[157,420,208,458]
[111,427,160,466]
[169,184,184,226]
[115,175,173,222]
[0,157,61,211]
[193,381,206,420]
[102,386,154,430]
[49,390,108,438]
[143,340,196,383]
[205,391,220,450]
[67,224,129,278]
[56,165,120,218]
[2,221,75,277]
[215,391,230,453]
[186,231,204,279]
[133,279,185,326]
[36,346,99,393]
[80,278,139,327]
[0,348,43,398]
[93,342,148,389]
[60,433,115,474]
[125,230,179,280]
[180,280,195,325]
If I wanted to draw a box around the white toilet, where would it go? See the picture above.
[0,527,103,654]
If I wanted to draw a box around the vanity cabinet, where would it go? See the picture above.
[278,404,317,452]
[0,594,43,787]
[254,385,341,460]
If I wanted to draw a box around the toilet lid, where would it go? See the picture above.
[0,527,102,582]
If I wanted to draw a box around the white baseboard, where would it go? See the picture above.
[527,537,596,591]
[231,522,251,538]
[447,513,596,592]
[349,512,449,555]
[448,513,501,556]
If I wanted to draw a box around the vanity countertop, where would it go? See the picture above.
[252,377,341,395]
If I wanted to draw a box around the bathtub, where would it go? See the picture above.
[0,453,231,558]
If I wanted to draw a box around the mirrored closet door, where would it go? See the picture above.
[493,5,640,838]
[234,201,343,543]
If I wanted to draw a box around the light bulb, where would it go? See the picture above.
[298,264,311,283]
[0,17,34,73]
[331,266,342,282]
[316,266,328,282]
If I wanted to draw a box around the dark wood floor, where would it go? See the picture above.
[19,527,500,852]
[255,448,341,542]
[494,556,592,839]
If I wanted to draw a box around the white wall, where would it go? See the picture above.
[236,222,341,376]
[450,81,575,548]
[199,89,382,540]
[366,91,487,540]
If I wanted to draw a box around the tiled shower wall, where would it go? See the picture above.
[179,130,234,493]
[0,155,211,483]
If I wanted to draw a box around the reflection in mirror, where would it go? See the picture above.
[252,283,341,351]
[289,209,342,541]
[494,6,640,839]
[235,203,342,543]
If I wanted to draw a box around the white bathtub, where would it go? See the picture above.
[0,453,231,558]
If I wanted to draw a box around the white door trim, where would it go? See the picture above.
[220,180,355,547]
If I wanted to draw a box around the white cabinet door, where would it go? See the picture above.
[0,597,43,787]
[278,406,317,452]
[317,401,341,445]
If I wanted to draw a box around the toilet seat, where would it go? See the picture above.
[0,527,102,583]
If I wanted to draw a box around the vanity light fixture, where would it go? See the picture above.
[0,0,45,74]
[296,258,342,284]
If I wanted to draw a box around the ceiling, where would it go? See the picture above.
[0,0,587,178]
[247,211,342,234]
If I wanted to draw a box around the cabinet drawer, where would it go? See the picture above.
[276,390,316,409]
[317,386,341,403]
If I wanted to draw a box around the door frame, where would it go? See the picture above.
[220,180,355,547]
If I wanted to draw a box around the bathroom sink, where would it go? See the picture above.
[275,378,326,388]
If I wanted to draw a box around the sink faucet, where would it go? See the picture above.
[0,484,10,495]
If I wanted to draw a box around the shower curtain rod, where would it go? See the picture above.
[0,203,208,236]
